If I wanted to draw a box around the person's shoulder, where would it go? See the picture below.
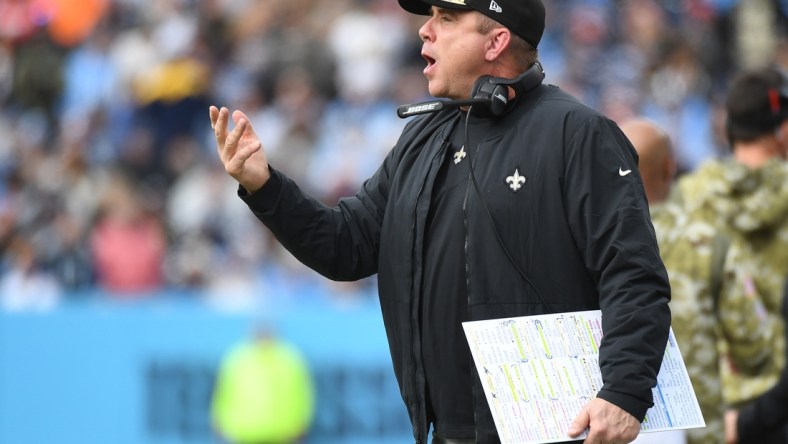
[673,159,733,206]
[758,158,788,183]
[536,85,592,112]
[400,107,457,135]
[676,158,788,226]
[534,85,614,128]
[395,107,459,151]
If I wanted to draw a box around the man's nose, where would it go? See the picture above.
[418,19,433,42]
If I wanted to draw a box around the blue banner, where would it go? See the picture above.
[0,296,413,444]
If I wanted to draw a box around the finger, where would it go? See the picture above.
[232,109,250,125]
[568,405,590,437]
[231,109,257,138]
[214,107,230,151]
[227,140,262,171]
[225,117,248,153]
[582,428,603,444]
[209,105,219,129]
[583,427,613,444]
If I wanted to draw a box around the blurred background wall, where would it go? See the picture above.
[1,296,409,443]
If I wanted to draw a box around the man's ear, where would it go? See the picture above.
[484,28,511,62]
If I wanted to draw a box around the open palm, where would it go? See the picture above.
[210,106,270,193]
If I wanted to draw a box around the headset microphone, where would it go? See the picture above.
[397,98,493,118]
[396,61,545,119]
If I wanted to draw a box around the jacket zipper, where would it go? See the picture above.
[462,145,478,435]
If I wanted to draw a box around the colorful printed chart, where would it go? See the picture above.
[463,310,705,444]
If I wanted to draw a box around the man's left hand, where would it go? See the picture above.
[567,397,640,444]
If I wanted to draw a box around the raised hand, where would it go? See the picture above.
[210,106,270,193]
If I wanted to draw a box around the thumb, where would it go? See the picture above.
[567,405,590,437]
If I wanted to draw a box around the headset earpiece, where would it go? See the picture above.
[471,76,510,117]
[467,61,545,117]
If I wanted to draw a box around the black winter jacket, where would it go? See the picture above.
[241,83,672,443]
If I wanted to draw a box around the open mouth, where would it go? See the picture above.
[422,53,436,74]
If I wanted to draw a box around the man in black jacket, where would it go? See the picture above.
[209,0,671,443]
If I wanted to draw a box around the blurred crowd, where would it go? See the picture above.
[0,0,786,310]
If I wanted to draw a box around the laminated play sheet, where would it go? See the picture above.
[462,310,705,443]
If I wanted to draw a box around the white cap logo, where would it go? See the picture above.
[489,0,502,13]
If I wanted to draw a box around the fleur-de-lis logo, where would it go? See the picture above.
[506,169,526,192]
[453,146,466,165]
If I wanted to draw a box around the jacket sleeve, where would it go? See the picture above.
[562,114,672,421]
[238,150,396,281]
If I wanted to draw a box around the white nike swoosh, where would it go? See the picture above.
[619,168,632,176]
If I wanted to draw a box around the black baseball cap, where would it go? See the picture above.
[726,66,788,142]
[398,0,545,49]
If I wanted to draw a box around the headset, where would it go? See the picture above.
[397,61,545,118]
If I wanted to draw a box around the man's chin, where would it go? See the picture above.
[427,85,449,100]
